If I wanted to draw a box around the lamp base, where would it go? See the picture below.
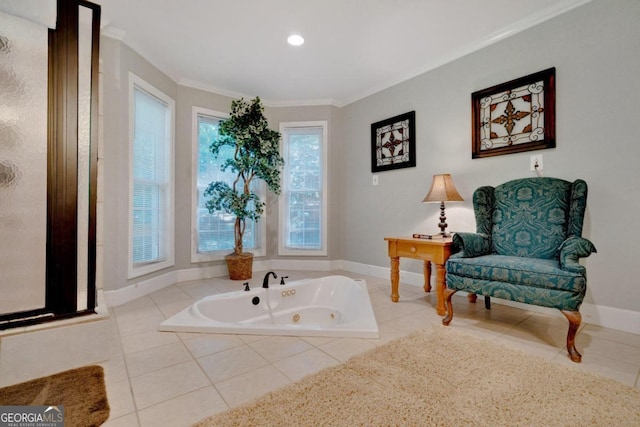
[437,201,450,237]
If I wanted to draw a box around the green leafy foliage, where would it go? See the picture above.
[204,97,284,255]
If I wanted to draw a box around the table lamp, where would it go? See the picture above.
[422,174,463,237]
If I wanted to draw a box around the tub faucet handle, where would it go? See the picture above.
[243,282,250,291]
[280,276,289,285]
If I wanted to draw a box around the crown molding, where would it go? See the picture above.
[338,0,593,107]
[100,0,592,109]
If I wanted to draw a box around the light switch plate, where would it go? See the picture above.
[530,154,543,171]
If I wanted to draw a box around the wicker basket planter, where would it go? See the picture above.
[225,252,254,280]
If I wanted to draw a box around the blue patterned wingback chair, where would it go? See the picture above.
[442,177,596,362]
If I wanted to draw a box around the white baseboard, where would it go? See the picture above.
[103,259,640,335]
[104,270,179,307]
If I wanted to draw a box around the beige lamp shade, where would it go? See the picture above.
[422,174,463,202]
[422,174,463,237]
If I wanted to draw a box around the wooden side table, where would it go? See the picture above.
[384,236,454,316]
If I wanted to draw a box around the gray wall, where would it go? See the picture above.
[100,0,640,317]
[340,0,640,312]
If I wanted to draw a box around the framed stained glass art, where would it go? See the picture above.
[472,68,555,158]
[371,111,416,172]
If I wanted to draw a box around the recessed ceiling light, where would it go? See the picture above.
[287,34,305,46]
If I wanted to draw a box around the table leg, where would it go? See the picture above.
[423,260,432,293]
[435,263,446,315]
[390,257,400,302]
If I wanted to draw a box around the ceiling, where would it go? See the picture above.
[3,0,591,106]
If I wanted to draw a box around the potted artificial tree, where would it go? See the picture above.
[205,97,284,280]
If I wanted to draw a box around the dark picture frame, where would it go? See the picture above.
[472,68,555,159]
[371,111,416,172]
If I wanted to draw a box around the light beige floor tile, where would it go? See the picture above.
[129,361,211,410]
[366,323,408,345]
[444,317,508,342]
[273,347,340,381]
[552,351,640,387]
[112,296,156,315]
[462,316,525,336]
[178,281,221,300]
[197,345,269,383]
[137,386,228,427]
[577,334,640,365]
[382,307,442,333]
[506,316,568,344]
[372,299,427,324]
[318,337,376,362]
[215,365,291,407]
[100,355,128,385]
[237,334,267,344]
[368,291,394,307]
[581,324,640,348]
[156,299,194,319]
[148,285,192,306]
[120,330,179,355]
[105,379,136,420]
[493,332,564,361]
[248,335,313,363]
[125,341,193,378]
[475,305,533,326]
[300,335,340,346]
[103,412,139,427]
[179,333,245,358]
[114,302,163,325]
[116,312,166,337]
[107,330,125,359]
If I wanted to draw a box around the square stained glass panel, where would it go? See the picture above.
[371,111,416,172]
[472,68,555,158]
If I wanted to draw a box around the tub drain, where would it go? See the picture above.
[292,313,300,323]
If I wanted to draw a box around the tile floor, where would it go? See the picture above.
[100,270,640,427]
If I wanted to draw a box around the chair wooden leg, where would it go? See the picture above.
[442,288,458,326]
[561,310,582,363]
[484,296,491,310]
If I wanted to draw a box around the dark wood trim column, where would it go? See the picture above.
[47,0,80,314]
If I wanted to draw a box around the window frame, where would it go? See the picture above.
[127,73,175,278]
[191,106,266,262]
[278,121,328,256]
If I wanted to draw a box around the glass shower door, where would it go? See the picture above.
[0,11,48,315]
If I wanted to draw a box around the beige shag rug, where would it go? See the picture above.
[195,326,640,426]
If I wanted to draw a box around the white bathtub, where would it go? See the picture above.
[159,275,379,338]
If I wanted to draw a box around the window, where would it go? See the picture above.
[191,107,264,262]
[279,122,328,256]
[128,74,174,278]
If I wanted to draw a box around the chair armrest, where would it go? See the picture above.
[452,232,491,258]
[558,236,597,274]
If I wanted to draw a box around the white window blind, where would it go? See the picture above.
[129,75,174,277]
[279,122,327,255]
